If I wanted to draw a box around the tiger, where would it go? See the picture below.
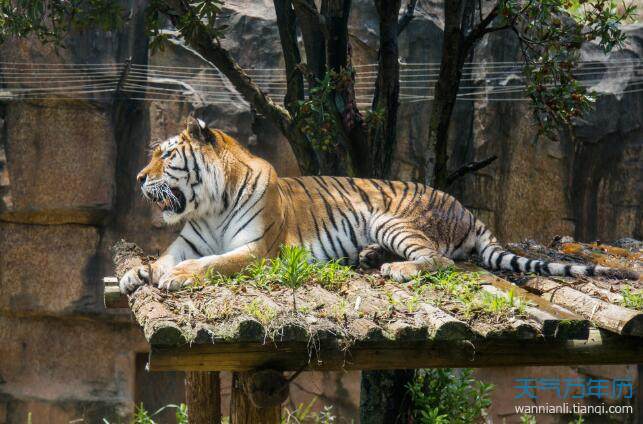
[118,117,638,294]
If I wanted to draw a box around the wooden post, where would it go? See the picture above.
[230,371,286,424]
[185,372,221,424]
[360,369,414,424]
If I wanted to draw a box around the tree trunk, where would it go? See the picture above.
[293,0,326,82]
[360,370,415,424]
[371,0,402,179]
[230,372,282,424]
[321,0,352,72]
[424,0,475,188]
[185,371,221,424]
[273,0,305,110]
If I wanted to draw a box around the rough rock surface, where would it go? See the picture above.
[0,0,641,423]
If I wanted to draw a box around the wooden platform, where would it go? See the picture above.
[105,238,643,371]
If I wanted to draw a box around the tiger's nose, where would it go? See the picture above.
[136,172,147,187]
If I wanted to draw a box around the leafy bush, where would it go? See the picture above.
[407,368,493,424]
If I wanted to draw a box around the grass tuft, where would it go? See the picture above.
[202,245,354,292]
[620,285,643,310]
[410,268,530,322]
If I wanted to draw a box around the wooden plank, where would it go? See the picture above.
[149,329,643,371]
[479,284,588,340]
[523,276,643,337]
[104,281,128,309]
[381,282,473,340]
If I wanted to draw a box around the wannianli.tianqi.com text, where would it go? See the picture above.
[514,403,634,415]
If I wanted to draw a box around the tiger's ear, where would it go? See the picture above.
[186,116,216,144]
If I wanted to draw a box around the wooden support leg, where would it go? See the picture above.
[359,369,414,424]
[185,371,221,424]
[230,371,287,424]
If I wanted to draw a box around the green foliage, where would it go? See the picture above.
[498,0,637,135]
[146,0,228,53]
[411,269,530,321]
[407,368,494,424]
[520,415,537,424]
[203,245,353,292]
[620,285,643,310]
[293,70,352,152]
[0,0,123,46]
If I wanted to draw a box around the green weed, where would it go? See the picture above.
[204,245,353,295]
[407,368,493,424]
[620,285,643,310]
[244,298,278,324]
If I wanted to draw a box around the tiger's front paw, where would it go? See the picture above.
[359,244,387,270]
[380,261,421,282]
[158,260,202,291]
[119,266,150,294]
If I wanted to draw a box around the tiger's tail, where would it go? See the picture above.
[473,221,639,281]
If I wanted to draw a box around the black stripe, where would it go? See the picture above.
[189,221,209,247]
[321,220,340,258]
[534,261,542,274]
[337,209,359,249]
[452,214,474,252]
[167,165,188,173]
[188,146,202,183]
[524,259,533,273]
[317,189,339,231]
[230,206,264,239]
[494,252,507,269]
[180,235,203,257]
[164,171,180,180]
[586,265,596,277]
[510,255,520,272]
[394,233,415,252]
[405,244,424,259]
[564,264,573,277]
[311,213,332,260]
[247,220,276,244]
[291,177,315,202]
[392,182,409,214]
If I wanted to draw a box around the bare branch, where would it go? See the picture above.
[463,5,499,49]
[397,0,418,36]
[446,155,498,186]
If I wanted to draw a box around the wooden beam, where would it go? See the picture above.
[149,329,643,371]
[104,278,128,309]
[521,276,643,337]
[185,371,221,424]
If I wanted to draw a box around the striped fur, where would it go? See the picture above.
[119,118,638,294]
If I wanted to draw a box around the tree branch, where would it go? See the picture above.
[446,155,498,186]
[160,0,319,174]
[463,5,498,49]
[397,0,417,36]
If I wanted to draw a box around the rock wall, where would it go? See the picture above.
[0,1,641,423]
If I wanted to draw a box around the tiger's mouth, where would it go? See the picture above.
[156,188,186,214]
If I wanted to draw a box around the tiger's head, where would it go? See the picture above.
[137,117,246,224]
